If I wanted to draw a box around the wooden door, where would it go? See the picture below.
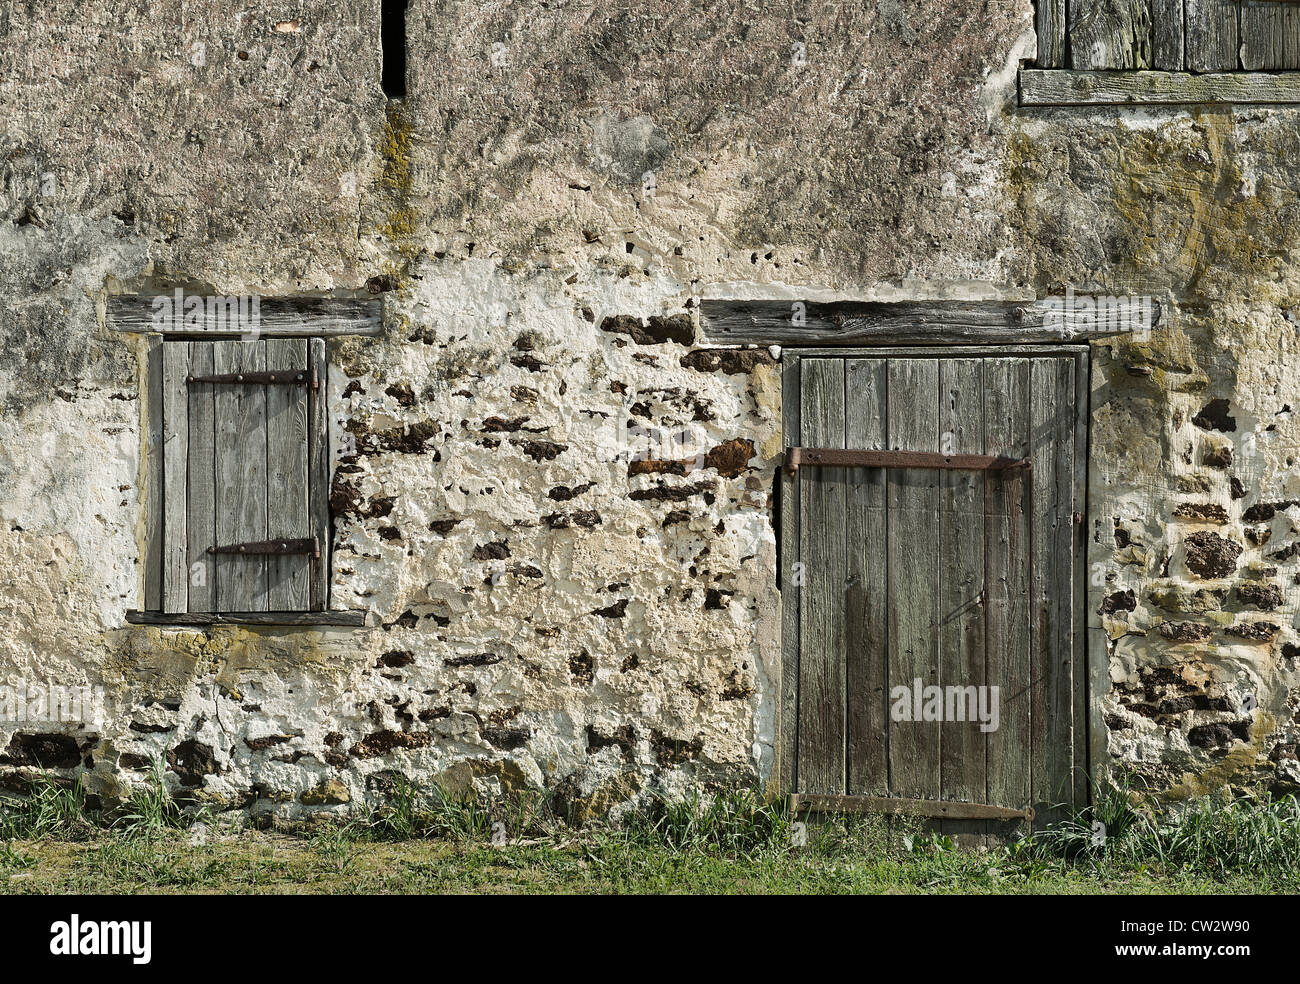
[781,348,1088,829]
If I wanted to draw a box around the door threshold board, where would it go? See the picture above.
[790,793,1034,824]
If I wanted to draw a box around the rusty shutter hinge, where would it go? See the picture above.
[207,536,319,559]
[188,371,317,390]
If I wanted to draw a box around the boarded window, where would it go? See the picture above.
[781,349,1088,828]
[1040,0,1300,71]
[158,338,329,614]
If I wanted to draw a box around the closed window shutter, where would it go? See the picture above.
[161,338,328,613]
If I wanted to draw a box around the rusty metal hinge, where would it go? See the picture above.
[188,370,317,390]
[207,536,319,559]
[784,446,1033,477]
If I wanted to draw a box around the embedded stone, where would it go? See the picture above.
[1183,532,1242,578]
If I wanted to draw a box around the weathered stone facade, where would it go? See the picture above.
[1,1,1298,816]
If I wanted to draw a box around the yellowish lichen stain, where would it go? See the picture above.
[103,625,351,704]
[1005,112,1294,299]
[1109,112,1283,297]
[373,101,418,274]
[1162,711,1277,802]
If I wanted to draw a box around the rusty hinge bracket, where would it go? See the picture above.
[207,536,319,559]
[784,446,1033,477]
[188,370,317,390]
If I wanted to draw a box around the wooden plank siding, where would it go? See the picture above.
[885,359,941,802]
[1186,0,1241,70]
[186,342,217,613]
[782,348,1087,827]
[1037,0,1067,66]
[266,338,310,611]
[143,336,163,613]
[308,338,331,612]
[844,359,888,796]
[1027,358,1080,825]
[1241,1,1300,69]
[983,359,1032,820]
[161,342,190,613]
[1069,0,1155,69]
[796,359,847,796]
[778,345,802,795]
[213,340,270,612]
[937,359,987,841]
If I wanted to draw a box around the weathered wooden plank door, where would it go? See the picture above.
[782,348,1088,829]
[1059,0,1300,71]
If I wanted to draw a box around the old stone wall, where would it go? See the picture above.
[0,0,1295,817]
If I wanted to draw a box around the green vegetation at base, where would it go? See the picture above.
[0,773,1295,894]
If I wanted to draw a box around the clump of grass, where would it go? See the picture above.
[616,786,795,856]
[0,762,202,842]
[112,761,197,838]
[344,778,518,843]
[1022,774,1300,884]
[0,772,96,841]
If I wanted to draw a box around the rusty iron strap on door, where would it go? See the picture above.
[207,537,320,559]
[784,446,1031,476]
[187,370,318,390]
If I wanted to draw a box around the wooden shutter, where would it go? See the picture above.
[1241,1,1300,69]
[161,338,328,613]
[1068,0,1184,70]
[1055,0,1300,72]
[1186,0,1240,70]
[782,349,1087,828]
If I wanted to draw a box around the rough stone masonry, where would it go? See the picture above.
[0,0,1297,818]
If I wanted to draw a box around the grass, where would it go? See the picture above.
[0,773,1296,894]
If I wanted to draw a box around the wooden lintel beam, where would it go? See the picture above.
[699,296,1159,347]
[125,609,372,627]
[108,295,383,337]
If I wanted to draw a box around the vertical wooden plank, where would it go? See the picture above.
[308,338,331,612]
[1072,352,1092,808]
[1037,0,1067,66]
[143,336,163,612]
[1070,0,1155,69]
[1151,0,1186,69]
[984,358,1031,819]
[214,339,268,611]
[266,338,310,610]
[1241,1,1300,69]
[845,359,888,796]
[779,353,802,795]
[1029,358,1076,823]
[1051,356,1080,817]
[885,359,941,802]
[1186,0,1240,71]
[186,343,216,613]
[161,342,190,613]
[797,359,847,796]
[938,359,987,840]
